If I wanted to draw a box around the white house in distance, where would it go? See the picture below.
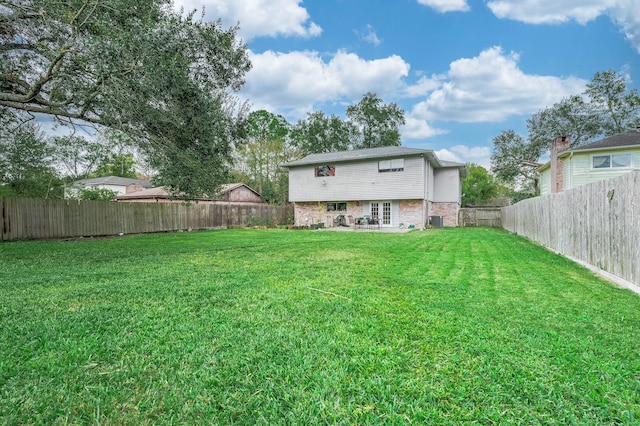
[538,129,640,195]
[281,146,466,229]
[70,176,153,197]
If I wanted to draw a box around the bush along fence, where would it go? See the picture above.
[1,198,294,241]
[501,171,640,288]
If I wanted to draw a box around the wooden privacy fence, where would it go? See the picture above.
[1,198,293,241]
[458,208,502,227]
[501,171,640,287]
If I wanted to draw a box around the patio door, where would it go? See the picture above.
[370,201,392,226]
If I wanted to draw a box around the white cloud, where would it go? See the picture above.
[486,0,612,24]
[401,117,448,139]
[436,145,492,169]
[173,0,322,40]
[409,46,587,124]
[403,75,444,98]
[416,0,470,13]
[609,1,640,53]
[241,50,410,117]
[356,25,382,46]
[486,0,640,53]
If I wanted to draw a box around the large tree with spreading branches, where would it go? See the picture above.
[0,0,251,197]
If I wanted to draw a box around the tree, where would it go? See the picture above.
[52,135,110,180]
[527,70,640,151]
[95,153,137,178]
[527,95,601,151]
[77,187,118,201]
[461,164,499,207]
[0,122,61,198]
[292,111,358,155]
[490,130,541,192]
[346,93,405,149]
[585,69,640,135]
[233,110,295,204]
[1,0,251,197]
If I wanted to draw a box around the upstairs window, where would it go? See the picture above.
[592,154,632,169]
[315,165,335,177]
[378,158,404,172]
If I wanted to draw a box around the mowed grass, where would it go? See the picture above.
[1,228,639,425]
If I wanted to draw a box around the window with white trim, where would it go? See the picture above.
[327,202,347,212]
[378,158,404,172]
[592,154,632,169]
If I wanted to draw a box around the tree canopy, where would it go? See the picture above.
[232,110,295,204]
[346,92,405,149]
[1,0,251,197]
[461,164,500,207]
[292,111,357,155]
[0,122,61,198]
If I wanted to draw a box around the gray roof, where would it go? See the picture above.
[281,146,446,167]
[572,129,640,152]
[439,159,466,168]
[74,176,154,188]
[116,183,261,200]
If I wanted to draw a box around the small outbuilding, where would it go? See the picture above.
[116,183,264,204]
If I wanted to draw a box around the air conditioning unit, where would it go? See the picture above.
[429,216,443,228]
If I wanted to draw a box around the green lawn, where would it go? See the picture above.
[1,228,639,425]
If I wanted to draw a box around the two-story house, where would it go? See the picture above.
[538,129,640,195]
[281,146,466,229]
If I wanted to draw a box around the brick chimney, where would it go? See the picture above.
[550,135,570,193]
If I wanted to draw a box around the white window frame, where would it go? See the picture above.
[378,158,404,173]
[591,153,632,170]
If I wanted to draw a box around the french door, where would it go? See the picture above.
[370,201,392,226]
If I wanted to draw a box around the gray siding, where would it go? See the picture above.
[288,157,426,202]
[426,163,434,200]
[433,168,461,202]
[539,168,551,195]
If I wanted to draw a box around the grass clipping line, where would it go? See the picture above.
[307,286,352,301]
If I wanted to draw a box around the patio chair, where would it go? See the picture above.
[347,215,355,227]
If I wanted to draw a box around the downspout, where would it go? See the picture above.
[422,154,427,228]
[568,152,574,190]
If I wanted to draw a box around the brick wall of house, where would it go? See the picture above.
[429,201,459,227]
[398,199,424,229]
[294,202,362,227]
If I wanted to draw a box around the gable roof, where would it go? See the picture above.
[281,146,446,168]
[73,176,153,188]
[570,129,640,152]
[219,183,261,198]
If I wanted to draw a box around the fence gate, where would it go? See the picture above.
[458,208,502,227]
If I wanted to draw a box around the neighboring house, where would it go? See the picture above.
[116,183,264,204]
[538,129,640,195]
[70,176,153,197]
[281,146,466,228]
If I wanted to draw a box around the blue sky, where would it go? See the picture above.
[174,0,640,168]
